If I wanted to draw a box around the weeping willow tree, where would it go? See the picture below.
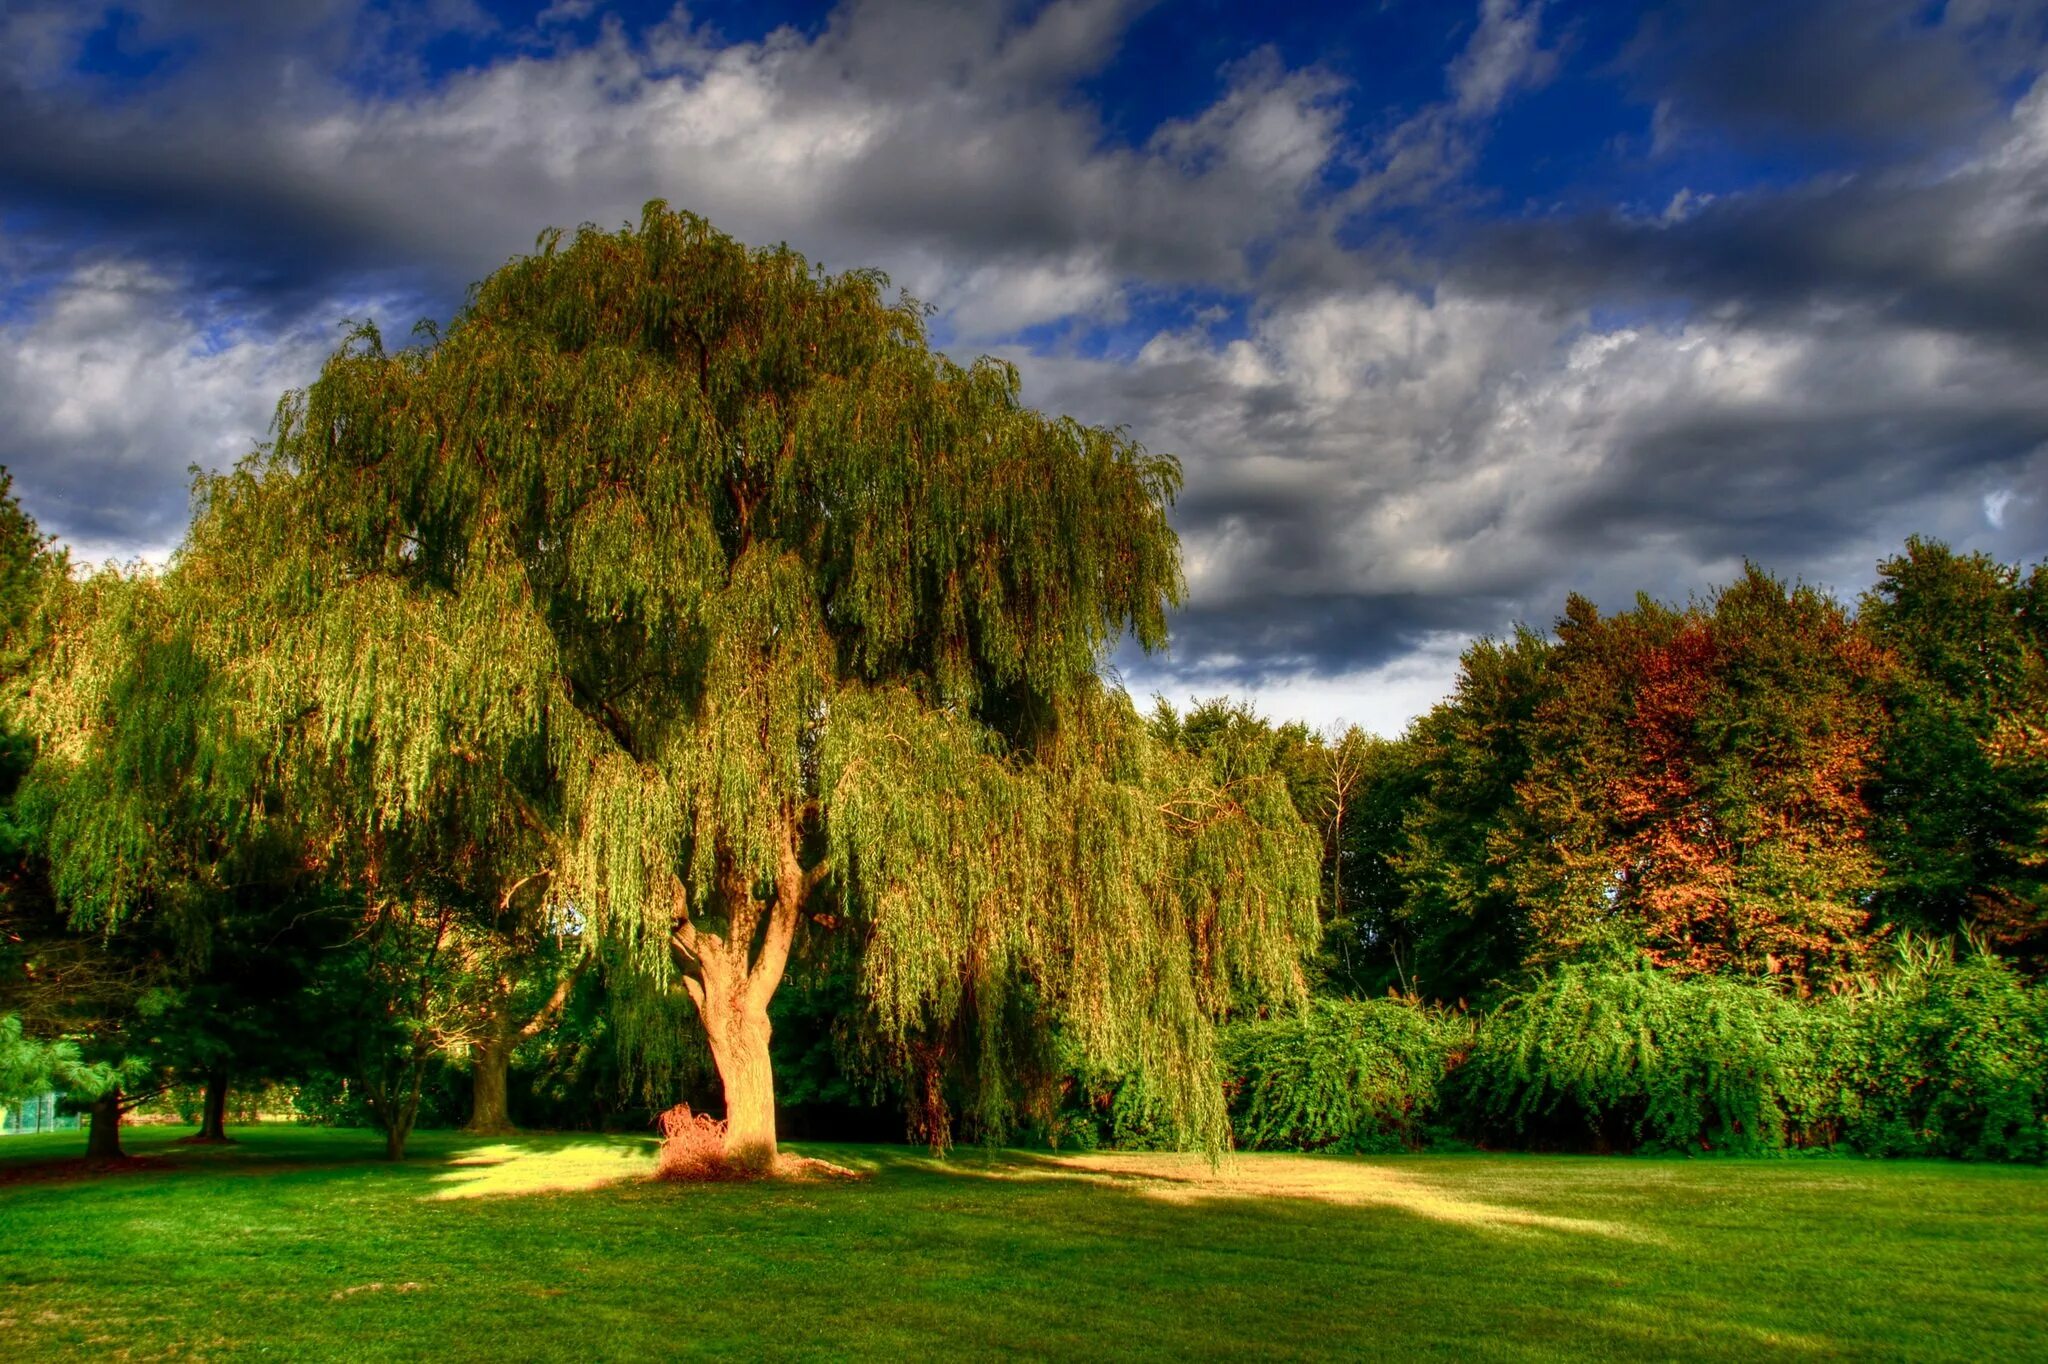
[182,203,1320,1164]
[5,566,256,1154]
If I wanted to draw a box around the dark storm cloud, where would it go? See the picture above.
[0,104,446,317]
[1160,590,1519,682]
[1628,0,2047,152]
[1547,403,2048,563]
[1458,148,2048,358]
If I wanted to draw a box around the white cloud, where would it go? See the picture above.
[1129,631,1477,738]
[75,0,1353,340]
[1451,0,1555,117]
[0,261,350,562]
[1028,269,2048,690]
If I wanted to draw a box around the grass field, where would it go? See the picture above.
[2,1127,2044,1360]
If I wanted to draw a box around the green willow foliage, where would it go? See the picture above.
[173,204,1319,1153]
[1224,998,1467,1153]
[1438,953,2046,1161]
[1844,942,2048,1161]
[1456,964,1831,1154]
[12,568,266,943]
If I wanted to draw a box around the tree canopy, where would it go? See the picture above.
[173,203,1318,1161]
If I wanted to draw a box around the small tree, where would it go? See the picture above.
[184,205,1320,1165]
[456,909,583,1137]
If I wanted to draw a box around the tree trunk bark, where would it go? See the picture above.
[674,823,814,1174]
[706,1004,778,1171]
[464,1032,515,1136]
[194,1071,233,1143]
[385,1121,412,1162]
[86,1090,124,1160]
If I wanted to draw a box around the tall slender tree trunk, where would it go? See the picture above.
[378,1084,422,1162]
[85,1090,124,1160]
[193,1071,233,1143]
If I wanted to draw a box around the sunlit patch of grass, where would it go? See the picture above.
[1030,1151,1659,1240]
[429,1137,657,1201]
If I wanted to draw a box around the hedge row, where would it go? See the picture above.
[1220,946,2048,1161]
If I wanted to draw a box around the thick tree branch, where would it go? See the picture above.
[517,959,587,1039]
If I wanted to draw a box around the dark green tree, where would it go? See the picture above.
[1324,731,1430,997]
[1393,628,1555,1004]
[1860,537,2048,961]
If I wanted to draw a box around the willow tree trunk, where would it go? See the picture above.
[86,1090,124,1159]
[194,1071,233,1142]
[704,1000,778,1170]
[677,829,810,1172]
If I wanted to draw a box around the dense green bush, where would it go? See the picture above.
[1454,964,1829,1153]
[1224,998,1465,1153]
[1843,943,2048,1161]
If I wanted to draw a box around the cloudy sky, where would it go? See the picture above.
[3,0,2045,732]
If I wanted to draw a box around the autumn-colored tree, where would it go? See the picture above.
[1506,592,1684,968]
[182,205,1320,1165]
[1511,569,1887,984]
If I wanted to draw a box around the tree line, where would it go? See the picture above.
[0,205,2041,1165]
[1313,542,2047,1005]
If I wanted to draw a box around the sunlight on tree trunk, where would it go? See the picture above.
[705,1003,778,1169]
[679,831,807,1168]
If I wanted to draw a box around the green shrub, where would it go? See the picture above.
[1844,943,2048,1162]
[1456,964,1817,1153]
[1224,998,1465,1153]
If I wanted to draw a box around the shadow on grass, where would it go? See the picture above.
[0,1125,662,1195]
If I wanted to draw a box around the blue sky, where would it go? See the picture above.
[3,0,2045,732]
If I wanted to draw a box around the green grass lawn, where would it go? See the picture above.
[2,1126,2044,1360]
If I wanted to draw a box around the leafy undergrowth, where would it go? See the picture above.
[2,1127,2045,1360]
